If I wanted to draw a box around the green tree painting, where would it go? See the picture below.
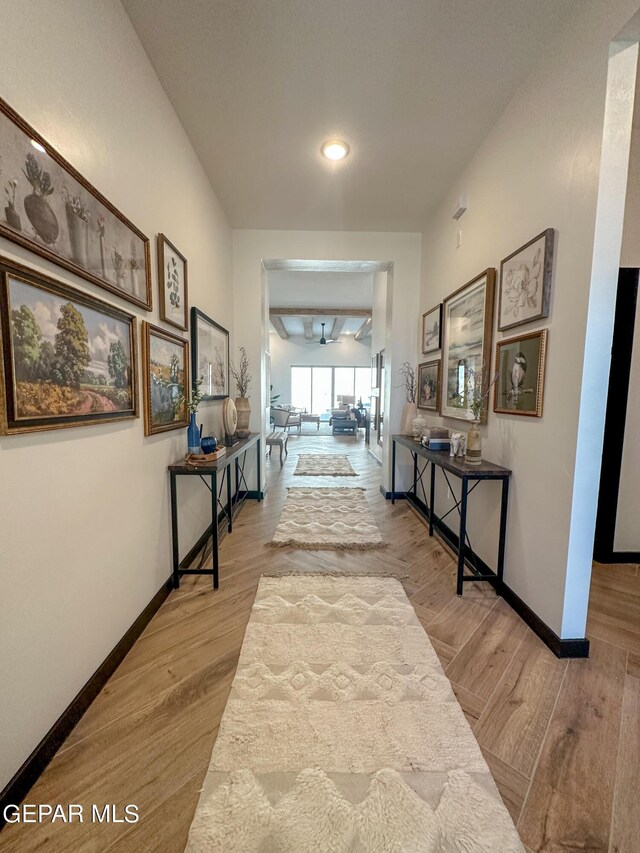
[108,339,128,388]
[52,302,90,388]
[11,305,42,380]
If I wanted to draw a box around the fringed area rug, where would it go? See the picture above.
[294,453,358,477]
[269,487,385,550]
[185,576,523,852]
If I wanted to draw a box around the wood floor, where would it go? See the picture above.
[1,435,638,852]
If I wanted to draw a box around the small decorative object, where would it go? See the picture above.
[450,433,460,457]
[222,397,238,445]
[499,229,554,331]
[158,234,188,331]
[463,364,499,465]
[0,96,151,309]
[4,178,21,230]
[494,329,547,417]
[422,303,442,353]
[180,377,204,454]
[0,256,138,435]
[417,359,441,411]
[141,322,189,436]
[230,346,252,438]
[200,435,218,454]
[411,414,427,440]
[441,268,496,422]
[398,361,417,435]
[191,307,229,400]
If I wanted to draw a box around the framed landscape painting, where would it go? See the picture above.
[417,359,441,411]
[498,229,554,331]
[0,257,138,434]
[0,97,152,310]
[158,234,188,331]
[494,329,547,417]
[191,307,229,400]
[142,323,189,436]
[422,303,442,353]
[441,268,495,423]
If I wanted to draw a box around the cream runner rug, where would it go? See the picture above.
[185,576,524,852]
[270,487,385,550]
[294,453,358,477]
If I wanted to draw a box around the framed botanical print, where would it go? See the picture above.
[494,329,547,417]
[0,96,152,310]
[190,307,229,400]
[157,234,188,331]
[417,359,441,411]
[422,303,442,353]
[142,322,189,436]
[441,268,496,423]
[0,256,138,434]
[498,229,554,331]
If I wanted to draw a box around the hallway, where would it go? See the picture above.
[1,435,637,852]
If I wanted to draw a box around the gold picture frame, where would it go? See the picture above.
[142,322,189,436]
[494,329,547,417]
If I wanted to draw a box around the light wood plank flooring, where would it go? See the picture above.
[1,435,638,852]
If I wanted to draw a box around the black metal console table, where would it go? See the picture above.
[168,433,261,590]
[391,434,511,595]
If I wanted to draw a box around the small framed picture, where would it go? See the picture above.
[494,329,547,417]
[498,229,554,331]
[142,322,189,436]
[157,234,188,331]
[422,303,442,353]
[191,307,229,400]
[417,359,441,411]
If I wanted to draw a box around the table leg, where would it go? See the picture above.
[257,437,262,500]
[226,467,232,533]
[235,458,239,504]
[457,478,468,596]
[391,439,396,504]
[429,462,435,537]
[211,471,219,589]
[170,471,180,589]
[412,451,418,496]
[497,478,509,588]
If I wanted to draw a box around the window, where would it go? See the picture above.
[291,366,311,412]
[290,365,372,415]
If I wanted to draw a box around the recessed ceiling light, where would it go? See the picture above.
[30,140,46,154]
[321,139,350,161]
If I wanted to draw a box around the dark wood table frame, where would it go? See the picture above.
[391,434,511,595]
[168,434,261,590]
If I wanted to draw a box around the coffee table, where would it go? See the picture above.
[300,413,321,430]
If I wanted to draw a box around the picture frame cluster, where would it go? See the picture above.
[419,228,554,422]
[0,95,230,438]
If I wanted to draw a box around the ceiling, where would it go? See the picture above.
[268,269,373,340]
[123,0,580,231]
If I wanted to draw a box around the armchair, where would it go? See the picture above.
[270,407,302,434]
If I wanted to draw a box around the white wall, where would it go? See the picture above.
[269,334,371,406]
[233,231,421,489]
[0,0,232,789]
[418,0,640,639]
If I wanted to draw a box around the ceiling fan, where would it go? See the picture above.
[307,322,341,345]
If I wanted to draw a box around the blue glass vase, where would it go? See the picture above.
[187,413,202,454]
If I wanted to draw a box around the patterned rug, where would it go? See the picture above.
[269,487,385,550]
[185,576,524,852]
[294,453,358,477]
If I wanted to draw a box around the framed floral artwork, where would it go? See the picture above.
[417,359,441,411]
[494,329,547,417]
[142,322,189,436]
[190,307,229,400]
[498,229,554,331]
[422,303,442,353]
[0,96,151,310]
[441,268,496,423]
[157,234,188,331]
[0,256,138,435]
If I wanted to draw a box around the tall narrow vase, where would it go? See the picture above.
[235,397,251,439]
[401,402,417,436]
[187,413,202,455]
[465,423,482,466]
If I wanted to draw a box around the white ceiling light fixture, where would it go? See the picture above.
[321,139,350,161]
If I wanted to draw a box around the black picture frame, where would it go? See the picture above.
[190,307,229,400]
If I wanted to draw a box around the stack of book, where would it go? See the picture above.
[425,427,450,451]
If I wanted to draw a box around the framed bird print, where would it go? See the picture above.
[422,303,442,353]
[494,329,547,417]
